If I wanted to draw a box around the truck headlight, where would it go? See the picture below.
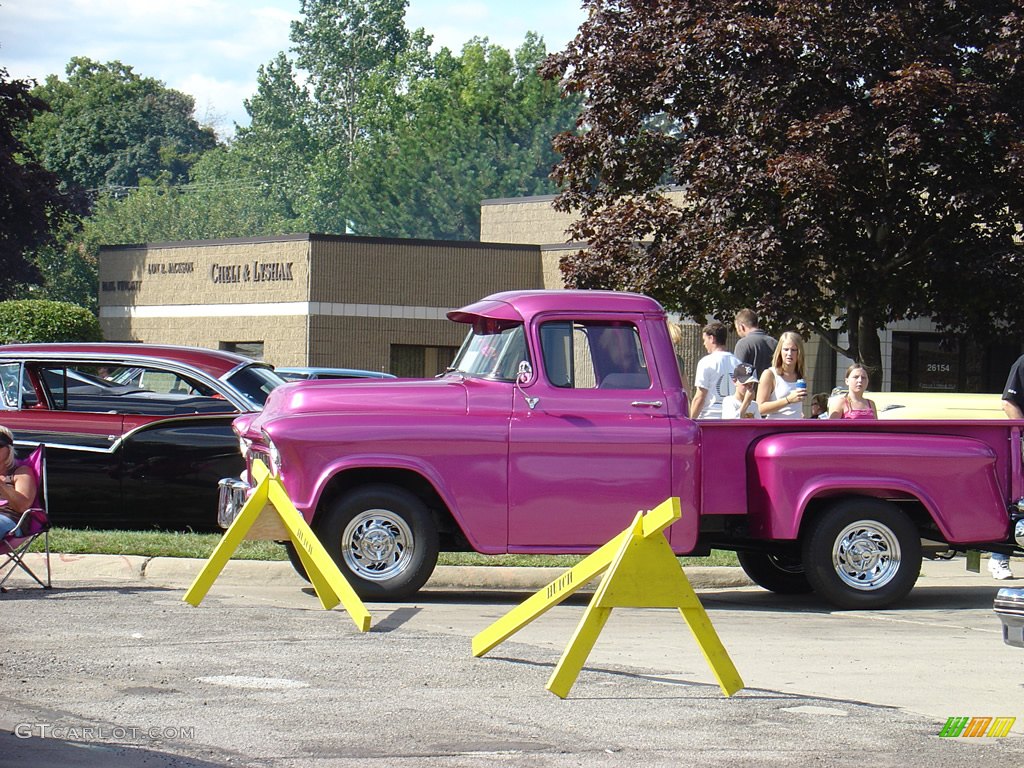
[262,428,282,476]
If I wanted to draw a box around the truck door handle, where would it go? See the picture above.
[631,400,663,408]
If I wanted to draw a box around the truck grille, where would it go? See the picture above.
[248,448,272,474]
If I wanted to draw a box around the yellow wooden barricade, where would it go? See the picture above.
[473,497,743,698]
[183,460,372,632]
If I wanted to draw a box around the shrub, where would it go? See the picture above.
[0,300,102,343]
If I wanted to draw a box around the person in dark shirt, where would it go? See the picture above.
[994,355,1024,579]
[734,309,777,378]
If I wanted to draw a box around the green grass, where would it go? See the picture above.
[39,527,739,567]
[43,528,288,561]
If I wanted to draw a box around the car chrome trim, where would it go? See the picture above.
[217,477,250,528]
[995,587,1024,648]
[13,413,238,455]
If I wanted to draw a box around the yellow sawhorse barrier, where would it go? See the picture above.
[182,460,372,632]
[473,497,743,698]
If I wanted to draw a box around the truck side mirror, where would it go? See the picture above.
[516,361,538,410]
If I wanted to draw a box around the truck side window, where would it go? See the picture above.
[540,321,650,390]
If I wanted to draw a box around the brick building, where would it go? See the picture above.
[99,234,542,377]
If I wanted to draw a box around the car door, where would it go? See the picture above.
[507,316,674,549]
[97,363,242,530]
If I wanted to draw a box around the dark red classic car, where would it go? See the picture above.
[0,343,285,531]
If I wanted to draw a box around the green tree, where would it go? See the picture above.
[84,161,303,246]
[22,57,218,191]
[543,1,1024,374]
[346,34,582,239]
[0,68,85,298]
[283,0,418,232]
[0,299,102,343]
[229,52,321,229]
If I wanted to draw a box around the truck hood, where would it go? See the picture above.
[236,377,469,436]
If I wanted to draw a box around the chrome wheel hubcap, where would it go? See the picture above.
[342,509,414,581]
[832,519,901,591]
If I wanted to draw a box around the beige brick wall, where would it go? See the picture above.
[481,190,691,246]
[480,196,577,245]
[309,237,542,307]
[103,316,309,367]
[99,238,311,307]
[308,316,464,372]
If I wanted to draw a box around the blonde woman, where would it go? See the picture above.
[0,426,37,538]
[756,331,806,419]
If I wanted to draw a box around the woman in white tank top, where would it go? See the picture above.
[757,331,806,419]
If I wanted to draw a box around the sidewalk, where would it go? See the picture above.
[5,551,1010,592]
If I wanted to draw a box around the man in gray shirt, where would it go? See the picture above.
[734,308,777,377]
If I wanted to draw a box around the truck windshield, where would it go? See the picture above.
[449,323,528,381]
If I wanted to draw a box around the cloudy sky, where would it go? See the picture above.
[1,0,586,137]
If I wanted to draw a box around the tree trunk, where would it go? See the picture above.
[856,310,883,386]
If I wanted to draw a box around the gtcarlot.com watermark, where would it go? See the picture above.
[14,723,195,741]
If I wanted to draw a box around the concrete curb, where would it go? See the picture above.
[9,553,755,591]
[7,552,1011,593]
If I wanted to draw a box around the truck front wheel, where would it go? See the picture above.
[737,551,813,594]
[802,498,921,610]
[318,484,439,601]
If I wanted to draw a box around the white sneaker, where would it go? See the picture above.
[989,558,1014,580]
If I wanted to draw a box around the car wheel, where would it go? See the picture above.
[736,551,813,594]
[282,541,310,583]
[802,498,921,610]
[317,484,439,601]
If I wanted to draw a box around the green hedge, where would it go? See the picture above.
[0,300,102,343]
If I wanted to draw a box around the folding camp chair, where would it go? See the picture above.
[0,444,51,592]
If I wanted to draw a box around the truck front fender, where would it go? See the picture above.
[281,452,505,553]
[748,432,1009,544]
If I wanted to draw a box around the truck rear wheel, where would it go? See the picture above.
[283,541,310,583]
[802,498,921,610]
[318,484,439,601]
[736,551,813,594]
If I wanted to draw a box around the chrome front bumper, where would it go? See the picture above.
[217,477,250,529]
[994,587,1024,648]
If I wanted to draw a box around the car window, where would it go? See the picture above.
[1,362,19,408]
[539,321,650,390]
[225,365,286,409]
[34,363,235,416]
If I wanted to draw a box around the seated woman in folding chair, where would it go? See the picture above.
[0,426,38,539]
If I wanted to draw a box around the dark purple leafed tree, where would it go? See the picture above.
[0,68,84,297]
[542,1,1024,372]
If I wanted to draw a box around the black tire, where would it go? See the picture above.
[737,551,813,594]
[317,484,439,601]
[802,498,921,610]
[283,541,310,583]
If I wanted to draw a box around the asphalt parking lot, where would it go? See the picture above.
[0,555,1021,767]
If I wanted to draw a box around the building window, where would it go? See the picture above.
[390,345,460,378]
[891,333,1021,393]
[219,341,264,360]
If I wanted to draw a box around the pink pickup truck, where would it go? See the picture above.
[223,290,1024,608]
